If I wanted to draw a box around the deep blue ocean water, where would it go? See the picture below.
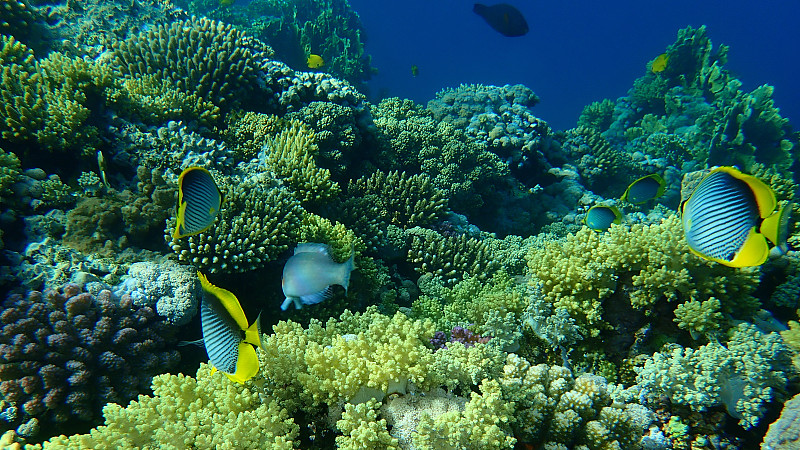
[349,0,800,131]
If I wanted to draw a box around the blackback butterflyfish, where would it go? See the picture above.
[621,174,666,205]
[651,53,669,73]
[307,54,325,69]
[173,167,224,239]
[473,3,529,37]
[198,272,263,384]
[680,166,790,267]
[584,204,623,232]
[281,243,355,310]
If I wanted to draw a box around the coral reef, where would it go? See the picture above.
[637,323,792,428]
[762,392,800,450]
[42,364,298,449]
[0,284,178,439]
[113,16,271,111]
[407,227,501,285]
[113,260,198,326]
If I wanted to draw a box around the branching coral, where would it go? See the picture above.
[347,170,448,229]
[113,16,270,111]
[526,215,760,336]
[637,323,792,428]
[407,227,501,285]
[42,364,298,449]
[168,171,304,273]
[0,35,44,143]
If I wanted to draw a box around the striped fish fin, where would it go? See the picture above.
[174,167,222,238]
[683,170,762,265]
[200,291,241,375]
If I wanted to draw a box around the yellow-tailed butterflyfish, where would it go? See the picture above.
[307,54,325,69]
[584,204,623,232]
[198,272,262,384]
[173,167,223,239]
[651,53,669,73]
[680,166,789,267]
[281,243,355,310]
[621,174,666,205]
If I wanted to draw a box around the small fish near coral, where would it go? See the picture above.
[473,3,529,37]
[281,243,355,310]
[584,204,622,232]
[621,174,666,205]
[411,65,419,77]
[307,53,325,69]
[680,166,791,267]
[172,166,224,239]
[197,272,263,383]
[651,52,670,73]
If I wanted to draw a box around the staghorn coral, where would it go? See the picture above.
[0,284,178,439]
[526,215,760,336]
[347,170,448,229]
[113,16,271,111]
[0,0,52,53]
[168,170,304,273]
[112,74,222,127]
[406,227,501,285]
[637,323,792,429]
[42,364,298,449]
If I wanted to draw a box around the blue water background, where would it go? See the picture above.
[348,0,800,132]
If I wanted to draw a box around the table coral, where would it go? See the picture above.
[0,284,178,439]
[637,323,792,428]
[41,364,298,449]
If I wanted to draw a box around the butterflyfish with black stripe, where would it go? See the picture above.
[584,204,623,232]
[680,166,791,267]
[173,167,224,239]
[621,174,666,205]
[198,272,263,383]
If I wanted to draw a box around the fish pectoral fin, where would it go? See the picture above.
[728,228,770,267]
[299,286,333,306]
[224,342,259,384]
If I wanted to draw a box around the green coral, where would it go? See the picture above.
[113,74,222,126]
[168,170,304,272]
[563,125,644,196]
[222,111,287,161]
[42,364,298,449]
[288,101,364,176]
[576,98,615,132]
[0,35,44,142]
[407,227,500,285]
[336,399,399,450]
[637,323,792,428]
[347,170,448,229]
[263,120,340,205]
[673,297,723,339]
[113,16,271,111]
[526,215,760,335]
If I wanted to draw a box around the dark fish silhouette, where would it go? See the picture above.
[473,3,529,37]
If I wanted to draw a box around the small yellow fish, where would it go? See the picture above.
[651,53,669,73]
[307,54,325,69]
[219,0,234,6]
[411,65,419,77]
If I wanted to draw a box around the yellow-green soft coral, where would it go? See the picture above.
[260,307,437,406]
[412,379,516,450]
[336,399,399,450]
[673,297,723,339]
[42,364,298,449]
[526,215,759,335]
[0,35,44,142]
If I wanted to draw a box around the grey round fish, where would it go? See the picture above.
[281,243,355,310]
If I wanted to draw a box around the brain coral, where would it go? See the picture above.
[0,284,178,439]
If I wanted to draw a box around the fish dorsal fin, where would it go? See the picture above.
[294,242,331,256]
[715,167,776,218]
